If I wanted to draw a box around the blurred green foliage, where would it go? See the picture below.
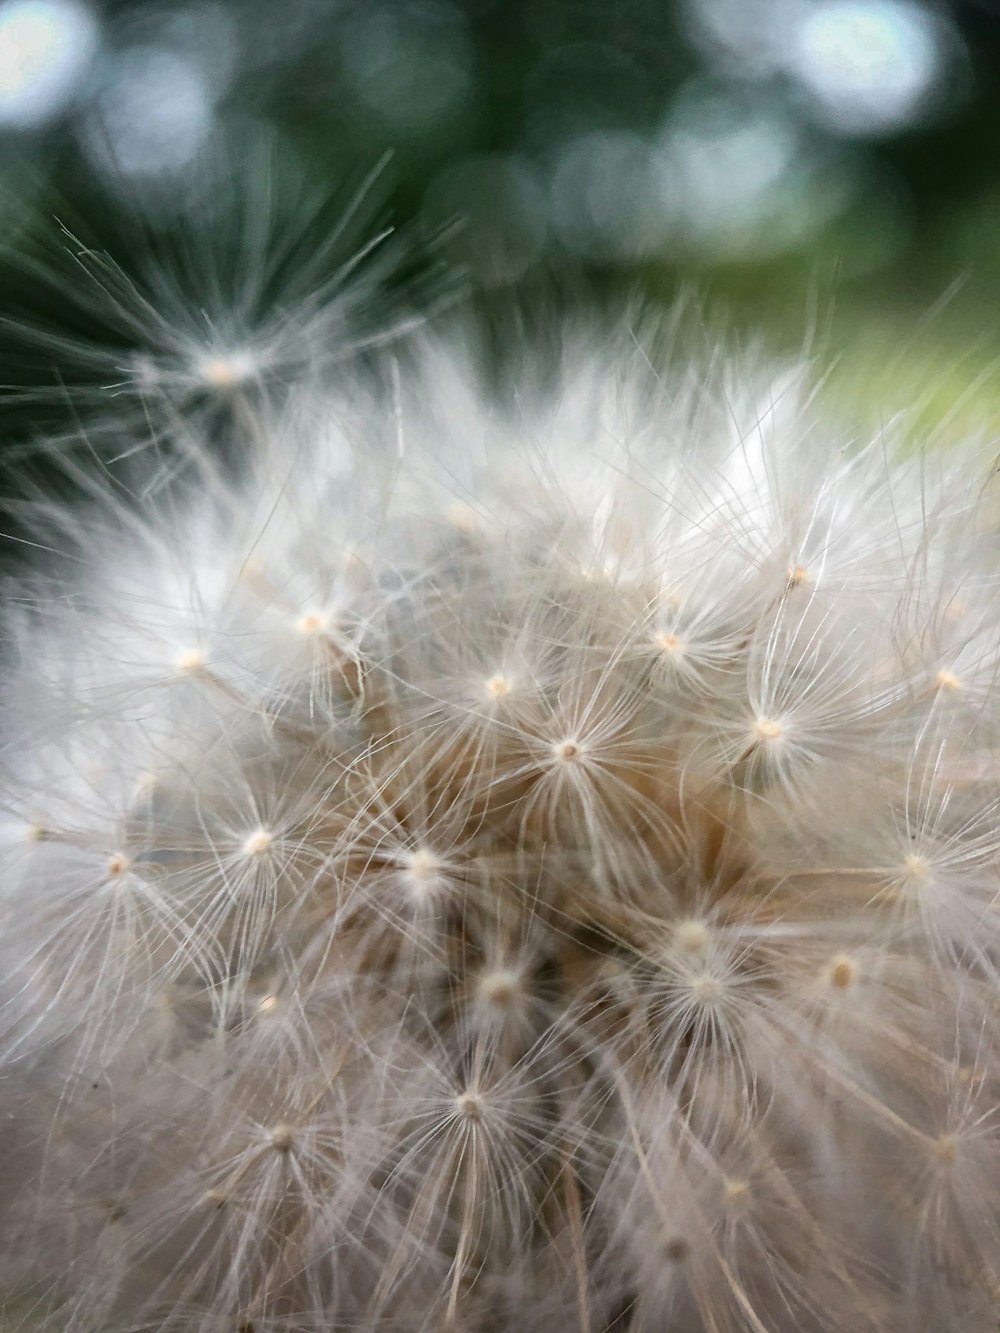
[2,0,1000,441]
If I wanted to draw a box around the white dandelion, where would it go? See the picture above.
[3,242,1000,1333]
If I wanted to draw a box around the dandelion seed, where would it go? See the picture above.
[933,1134,957,1166]
[405,847,441,886]
[934,668,962,692]
[689,972,724,1004]
[485,673,511,698]
[455,1091,484,1121]
[477,968,523,1006]
[753,716,786,743]
[903,852,931,880]
[297,611,329,635]
[242,829,274,858]
[196,351,258,392]
[552,738,583,763]
[827,955,858,989]
[723,1176,750,1202]
[673,919,712,955]
[269,1122,295,1152]
[175,648,206,673]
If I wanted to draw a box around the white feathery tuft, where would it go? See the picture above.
[2,260,1000,1332]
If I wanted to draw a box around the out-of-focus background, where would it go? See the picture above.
[2,0,1000,438]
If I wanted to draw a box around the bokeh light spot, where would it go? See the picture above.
[340,1,473,134]
[83,45,216,181]
[0,0,98,129]
[792,0,946,135]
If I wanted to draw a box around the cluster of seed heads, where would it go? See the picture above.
[3,281,1000,1333]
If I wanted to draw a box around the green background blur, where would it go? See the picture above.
[3,0,1000,445]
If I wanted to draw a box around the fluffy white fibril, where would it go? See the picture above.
[2,322,1000,1333]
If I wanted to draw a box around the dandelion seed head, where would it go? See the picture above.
[552,737,584,763]
[485,672,512,699]
[196,350,258,392]
[753,716,786,743]
[673,918,712,954]
[933,1133,957,1166]
[827,954,858,989]
[689,971,725,1004]
[455,1090,484,1121]
[787,564,812,589]
[476,967,524,1008]
[903,852,932,880]
[935,667,962,691]
[268,1122,294,1153]
[175,648,206,673]
[7,283,1000,1331]
[655,630,684,657]
[403,847,443,901]
[242,829,274,858]
[297,610,329,636]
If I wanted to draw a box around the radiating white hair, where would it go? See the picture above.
[2,272,1000,1332]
